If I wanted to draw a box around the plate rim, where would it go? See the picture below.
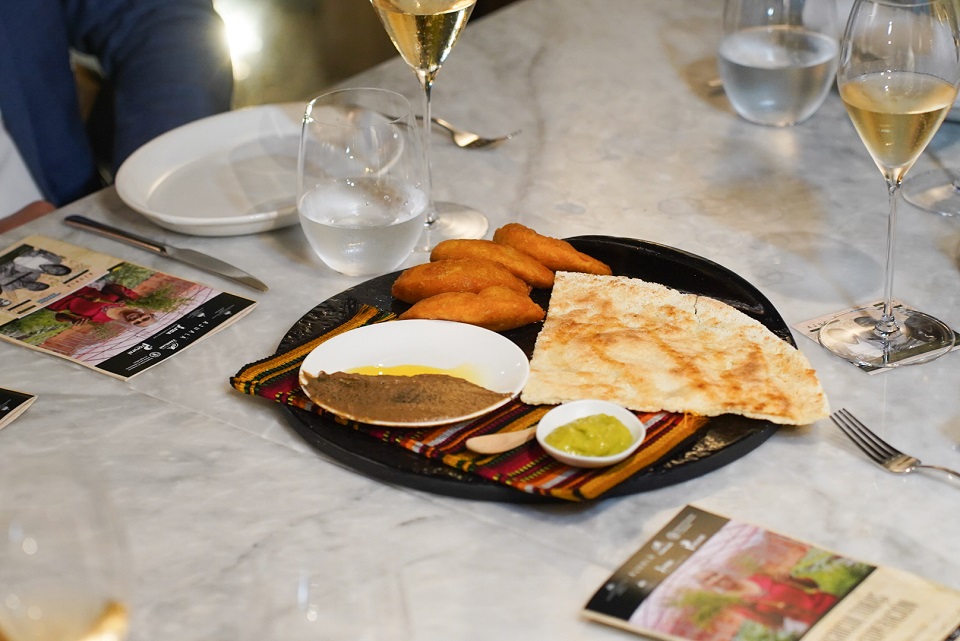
[114,102,305,230]
[297,318,530,428]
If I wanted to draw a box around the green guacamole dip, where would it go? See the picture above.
[544,413,633,457]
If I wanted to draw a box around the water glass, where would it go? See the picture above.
[719,0,840,126]
[297,87,428,277]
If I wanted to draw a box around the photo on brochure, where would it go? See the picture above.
[0,244,100,310]
[0,235,256,379]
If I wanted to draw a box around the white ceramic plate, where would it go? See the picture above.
[298,320,530,428]
[115,103,305,236]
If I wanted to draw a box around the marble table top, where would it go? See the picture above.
[2,0,960,639]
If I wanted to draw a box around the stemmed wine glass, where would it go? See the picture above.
[369,0,489,249]
[818,0,960,367]
[901,157,960,216]
[0,453,131,641]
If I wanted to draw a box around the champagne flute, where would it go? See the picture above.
[369,0,489,249]
[819,0,960,368]
[901,159,960,216]
[0,453,131,641]
[901,96,960,216]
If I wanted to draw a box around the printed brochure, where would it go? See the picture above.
[0,388,35,430]
[0,235,256,379]
[584,505,960,641]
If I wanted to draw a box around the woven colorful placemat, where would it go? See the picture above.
[230,304,707,501]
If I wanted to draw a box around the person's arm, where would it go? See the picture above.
[63,0,234,170]
[0,200,55,234]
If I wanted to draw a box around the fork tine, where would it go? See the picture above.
[830,410,886,464]
[836,408,901,458]
[832,409,960,480]
[462,130,518,149]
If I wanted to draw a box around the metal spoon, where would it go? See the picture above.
[465,425,537,454]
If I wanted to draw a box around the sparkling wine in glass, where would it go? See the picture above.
[0,453,131,641]
[818,0,960,367]
[370,0,489,249]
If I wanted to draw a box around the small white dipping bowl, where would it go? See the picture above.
[536,400,647,468]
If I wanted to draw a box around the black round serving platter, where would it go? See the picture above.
[280,236,785,502]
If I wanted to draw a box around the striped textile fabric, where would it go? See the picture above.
[230,304,707,501]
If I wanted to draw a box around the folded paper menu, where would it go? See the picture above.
[0,235,256,380]
[584,505,960,641]
[0,388,36,430]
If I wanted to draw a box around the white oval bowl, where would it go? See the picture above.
[299,319,529,427]
[536,400,646,468]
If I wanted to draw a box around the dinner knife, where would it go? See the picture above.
[64,215,269,292]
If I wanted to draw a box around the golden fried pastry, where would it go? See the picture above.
[492,223,612,275]
[391,259,531,304]
[430,239,555,288]
[399,286,545,331]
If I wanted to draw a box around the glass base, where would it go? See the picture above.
[818,306,955,368]
[902,168,960,217]
[415,201,489,251]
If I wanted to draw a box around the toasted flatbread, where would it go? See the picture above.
[521,272,829,425]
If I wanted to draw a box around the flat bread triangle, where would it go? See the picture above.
[521,272,829,425]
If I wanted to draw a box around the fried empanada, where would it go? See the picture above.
[398,286,545,331]
[430,239,555,288]
[391,258,531,304]
[492,223,612,275]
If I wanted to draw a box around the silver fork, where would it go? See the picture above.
[419,115,518,149]
[830,409,960,479]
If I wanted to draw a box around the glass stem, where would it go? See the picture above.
[877,179,901,337]
[418,74,437,227]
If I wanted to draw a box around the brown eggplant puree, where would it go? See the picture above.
[302,371,511,424]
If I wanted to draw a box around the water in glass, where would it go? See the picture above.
[297,88,428,277]
[719,0,839,126]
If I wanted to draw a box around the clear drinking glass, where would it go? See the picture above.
[719,0,840,126]
[0,453,131,641]
[818,0,960,368]
[902,166,960,216]
[297,87,429,277]
[369,0,489,249]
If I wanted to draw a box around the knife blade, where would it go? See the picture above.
[64,215,268,292]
